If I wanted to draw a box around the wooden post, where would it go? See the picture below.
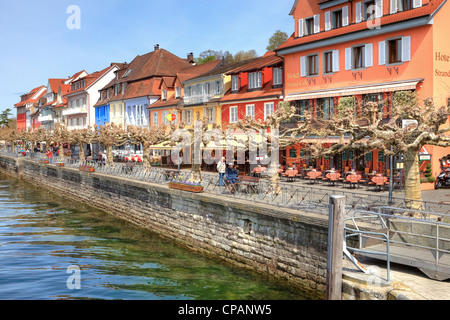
[326,195,345,300]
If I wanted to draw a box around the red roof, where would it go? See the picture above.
[226,52,282,75]
[276,0,445,53]
[219,80,283,104]
[14,85,46,108]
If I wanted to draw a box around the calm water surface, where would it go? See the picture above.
[0,173,308,300]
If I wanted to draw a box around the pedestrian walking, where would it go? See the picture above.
[217,157,226,186]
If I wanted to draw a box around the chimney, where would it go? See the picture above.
[154,44,160,51]
[187,52,194,61]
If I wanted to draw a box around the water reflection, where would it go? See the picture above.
[0,174,308,300]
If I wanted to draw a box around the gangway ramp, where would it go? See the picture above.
[344,207,450,281]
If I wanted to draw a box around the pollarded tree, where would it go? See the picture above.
[69,126,96,161]
[126,124,173,171]
[53,124,71,159]
[94,124,128,166]
[317,91,450,208]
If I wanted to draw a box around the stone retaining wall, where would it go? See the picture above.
[0,156,330,299]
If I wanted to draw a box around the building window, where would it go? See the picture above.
[399,0,413,11]
[185,109,193,124]
[206,107,215,123]
[332,10,342,29]
[353,45,365,69]
[205,82,211,95]
[176,87,181,98]
[153,112,158,126]
[162,90,167,101]
[122,83,126,94]
[230,106,238,123]
[324,52,333,74]
[214,80,222,94]
[364,0,376,20]
[248,72,262,89]
[273,67,283,86]
[299,100,310,122]
[232,76,239,92]
[246,105,255,119]
[305,17,314,35]
[317,98,335,120]
[307,54,319,76]
[162,111,168,125]
[264,103,275,121]
[388,38,402,64]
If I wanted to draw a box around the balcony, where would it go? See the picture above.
[183,94,213,106]
[38,114,54,123]
[63,106,88,116]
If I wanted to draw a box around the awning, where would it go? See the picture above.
[285,79,423,101]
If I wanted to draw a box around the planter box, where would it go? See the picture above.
[57,163,65,167]
[39,160,49,164]
[168,182,183,190]
[78,166,95,172]
[168,182,203,193]
[182,185,204,193]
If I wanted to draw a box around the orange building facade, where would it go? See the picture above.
[276,0,450,176]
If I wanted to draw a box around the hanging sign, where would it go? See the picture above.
[167,113,177,122]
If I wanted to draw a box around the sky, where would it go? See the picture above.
[0,0,294,116]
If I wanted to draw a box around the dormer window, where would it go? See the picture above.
[305,17,314,36]
[162,90,167,101]
[232,75,239,92]
[122,83,126,94]
[122,68,132,78]
[248,72,262,90]
[273,68,283,86]
[176,87,181,98]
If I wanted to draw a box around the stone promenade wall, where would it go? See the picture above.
[0,156,329,299]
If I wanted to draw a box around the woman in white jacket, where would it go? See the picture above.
[217,157,226,186]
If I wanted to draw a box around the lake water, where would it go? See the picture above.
[0,173,309,300]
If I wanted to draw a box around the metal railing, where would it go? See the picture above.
[344,208,450,281]
[2,150,450,218]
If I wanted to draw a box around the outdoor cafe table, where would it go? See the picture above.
[252,166,267,177]
[325,172,341,186]
[371,175,388,191]
[306,170,322,183]
[345,174,361,188]
[285,169,298,182]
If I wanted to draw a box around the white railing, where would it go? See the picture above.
[62,106,87,116]
[38,114,54,122]
[183,94,212,106]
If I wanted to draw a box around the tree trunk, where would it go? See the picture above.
[58,142,64,160]
[78,143,85,162]
[106,145,114,166]
[142,142,152,172]
[192,163,202,181]
[403,147,423,209]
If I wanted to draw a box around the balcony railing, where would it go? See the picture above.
[63,106,87,116]
[38,114,54,123]
[183,94,213,106]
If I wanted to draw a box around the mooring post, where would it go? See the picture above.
[326,195,345,300]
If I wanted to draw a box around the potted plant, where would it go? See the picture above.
[78,165,95,172]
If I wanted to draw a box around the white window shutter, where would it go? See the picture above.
[345,47,352,70]
[365,43,373,67]
[413,0,422,8]
[342,6,349,26]
[356,2,362,23]
[298,19,304,37]
[300,56,306,77]
[325,11,331,31]
[375,0,383,18]
[314,14,320,33]
[402,36,411,62]
[390,0,398,14]
[332,50,340,72]
[378,41,386,65]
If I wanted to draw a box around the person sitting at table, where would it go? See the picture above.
[226,163,239,185]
